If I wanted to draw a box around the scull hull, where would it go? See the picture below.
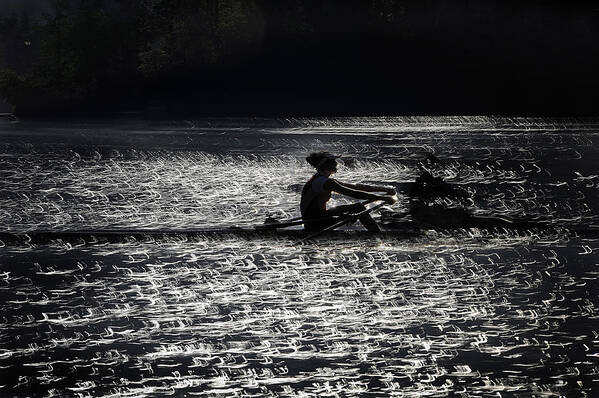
[0,222,597,246]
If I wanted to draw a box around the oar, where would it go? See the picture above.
[255,200,375,231]
[254,219,305,230]
[255,214,341,230]
[299,200,389,242]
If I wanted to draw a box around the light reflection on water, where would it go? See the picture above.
[0,117,598,396]
[1,235,599,397]
[0,117,597,232]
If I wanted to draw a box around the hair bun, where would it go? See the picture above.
[306,152,338,169]
[306,152,323,168]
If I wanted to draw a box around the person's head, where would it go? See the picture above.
[306,152,340,176]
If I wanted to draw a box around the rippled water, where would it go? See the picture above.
[0,117,598,397]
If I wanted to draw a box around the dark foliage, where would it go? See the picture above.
[0,0,598,116]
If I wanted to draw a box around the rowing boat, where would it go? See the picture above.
[0,226,417,245]
[1,221,597,246]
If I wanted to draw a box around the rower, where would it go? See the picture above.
[300,152,397,232]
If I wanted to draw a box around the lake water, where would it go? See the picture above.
[0,116,598,397]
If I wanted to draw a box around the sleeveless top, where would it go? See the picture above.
[300,173,332,218]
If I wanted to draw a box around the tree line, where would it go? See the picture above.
[0,0,597,116]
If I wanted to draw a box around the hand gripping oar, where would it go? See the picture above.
[299,200,389,242]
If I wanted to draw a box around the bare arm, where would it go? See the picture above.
[324,179,396,203]
[336,181,396,195]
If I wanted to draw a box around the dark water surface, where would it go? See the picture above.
[0,117,598,397]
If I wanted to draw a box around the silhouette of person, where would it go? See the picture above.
[408,155,471,226]
[300,152,396,231]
